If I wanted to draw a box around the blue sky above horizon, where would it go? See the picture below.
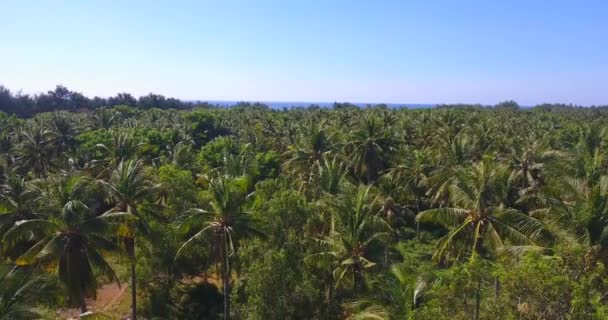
[1,0,607,105]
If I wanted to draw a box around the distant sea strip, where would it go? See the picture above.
[193,101,436,109]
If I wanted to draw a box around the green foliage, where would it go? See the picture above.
[0,265,57,320]
[197,136,239,171]
[158,164,198,211]
[75,129,114,160]
[185,110,231,147]
[251,184,309,245]
[4,104,608,319]
[255,151,280,180]
[234,236,324,320]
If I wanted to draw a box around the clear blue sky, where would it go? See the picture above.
[1,0,607,105]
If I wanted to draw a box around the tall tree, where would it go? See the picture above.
[0,174,41,254]
[417,157,546,262]
[345,117,398,184]
[176,175,262,320]
[2,174,121,313]
[314,184,390,293]
[0,265,54,320]
[100,160,159,320]
[15,126,55,178]
[283,126,333,184]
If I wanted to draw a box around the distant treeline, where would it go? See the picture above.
[0,85,201,117]
[1,84,605,117]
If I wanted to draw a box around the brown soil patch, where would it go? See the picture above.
[57,282,129,319]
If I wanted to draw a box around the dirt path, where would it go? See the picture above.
[57,282,129,319]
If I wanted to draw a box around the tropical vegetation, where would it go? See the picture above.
[2,85,608,319]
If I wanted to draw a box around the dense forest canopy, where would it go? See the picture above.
[2,85,608,319]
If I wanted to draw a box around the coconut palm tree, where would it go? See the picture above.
[283,126,334,184]
[47,111,80,155]
[347,264,428,320]
[537,175,608,267]
[416,157,546,262]
[0,174,42,256]
[90,108,117,130]
[345,117,399,184]
[314,184,390,293]
[0,265,54,320]
[14,126,55,178]
[423,132,475,207]
[507,141,563,191]
[93,131,142,175]
[2,174,121,313]
[221,143,258,179]
[0,126,15,171]
[577,122,605,157]
[175,174,262,320]
[385,147,433,209]
[100,160,159,320]
[308,155,349,236]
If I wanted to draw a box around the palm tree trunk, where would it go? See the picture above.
[80,296,88,314]
[416,196,421,240]
[473,279,481,320]
[365,154,377,184]
[127,236,137,320]
[222,234,230,320]
[366,169,374,185]
[131,259,137,320]
[353,265,363,293]
[384,244,389,268]
[223,265,230,320]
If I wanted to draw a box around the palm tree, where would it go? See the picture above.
[314,184,390,293]
[345,117,399,184]
[347,264,428,320]
[283,126,333,183]
[48,111,80,155]
[90,108,117,130]
[416,157,546,262]
[93,131,142,175]
[577,122,605,157]
[14,126,55,178]
[0,265,54,320]
[100,160,159,320]
[316,154,348,197]
[2,174,121,313]
[176,175,262,320]
[384,147,434,238]
[308,155,349,236]
[0,174,41,256]
[507,140,564,192]
[385,148,433,210]
[538,175,608,267]
[0,126,14,171]
[221,143,258,179]
[425,133,473,207]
